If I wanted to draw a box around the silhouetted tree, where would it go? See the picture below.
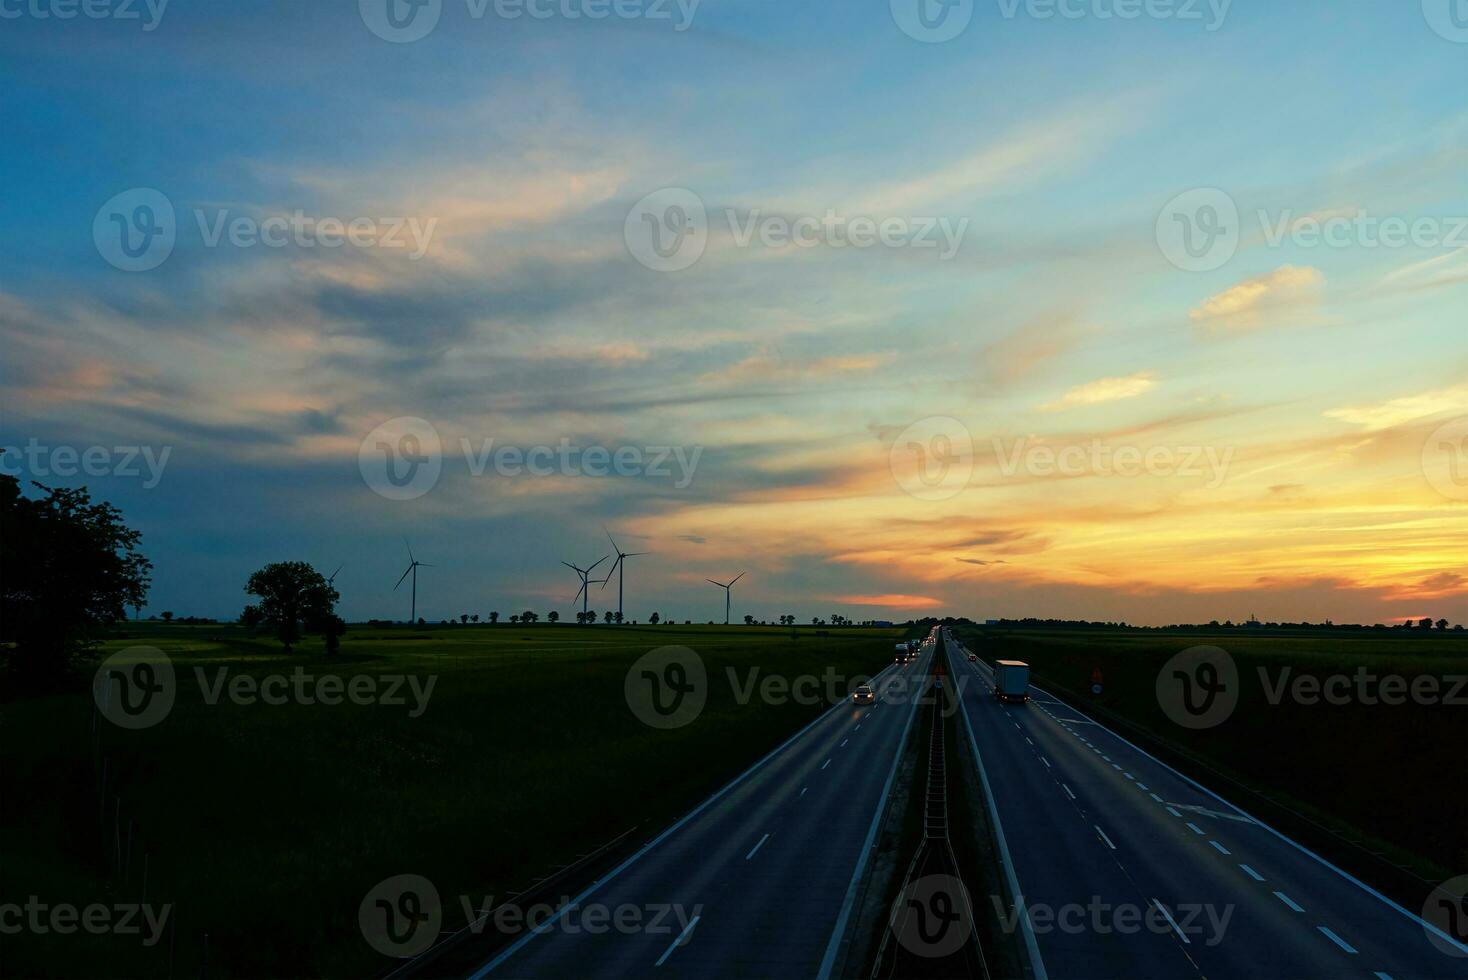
[0,475,152,685]
[244,561,339,653]
[460,614,469,625]
[160,610,174,622]
[604,611,614,624]
[471,614,479,624]
[547,611,559,623]
[521,610,538,623]
[650,612,660,624]
[489,611,499,624]
[744,614,755,626]
[1436,619,1449,631]
[240,604,264,627]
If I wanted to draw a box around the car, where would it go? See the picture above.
[968,653,977,662]
[851,685,875,704]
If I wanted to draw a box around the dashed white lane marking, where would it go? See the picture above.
[821,758,831,770]
[1041,757,1051,769]
[799,787,808,798]
[1111,764,1124,771]
[1317,926,1358,954]
[1274,891,1304,912]
[745,833,770,860]
[1123,773,1135,781]
[654,914,701,967]
[1374,973,1395,979]
[1137,783,1148,791]
[1166,806,1183,817]
[1153,900,1191,944]
[1209,840,1231,855]
[1150,793,1165,803]
[840,739,848,747]
[1240,864,1266,882]
[1186,822,1206,836]
[854,724,861,732]
[1026,737,1034,745]
[1095,825,1117,850]
[1062,784,1076,800]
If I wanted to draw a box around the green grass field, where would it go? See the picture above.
[955,627,1468,886]
[0,623,904,978]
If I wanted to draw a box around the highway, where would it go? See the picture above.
[468,634,936,979]
[947,630,1468,980]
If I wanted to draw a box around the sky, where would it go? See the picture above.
[2,0,1466,626]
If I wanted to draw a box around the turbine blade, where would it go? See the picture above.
[731,572,746,586]
[626,552,649,558]
[587,555,608,573]
[394,565,413,590]
[706,579,723,587]
[404,538,415,563]
[606,528,621,555]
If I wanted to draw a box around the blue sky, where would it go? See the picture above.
[3,0,1466,624]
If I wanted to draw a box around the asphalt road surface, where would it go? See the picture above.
[947,630,1468,980]
[469,635,936,979]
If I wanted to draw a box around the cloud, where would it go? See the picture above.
[832,593,945,609]
[957,558,1009,566]
[699,351,894,386]
[1324,383,1468,431]
[1189,265,1324,332]
[1040,371,1156,412]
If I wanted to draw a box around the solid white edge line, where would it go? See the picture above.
[470,659,902,979]
[1023,677,1468,956]
[1240,864,1265,882]
[745,833,771,861]
[1095,825,1117,850]
[955,666,1050,980]
[815,649,931,980]
[654,914,701,967]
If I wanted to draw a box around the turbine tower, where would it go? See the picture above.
[564,556,609,619]
[707,572,745,626]
[602,529,648,624]
[394,542,433,623]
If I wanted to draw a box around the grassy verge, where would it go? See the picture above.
[954,627,1467,888]
[1,622,902,978]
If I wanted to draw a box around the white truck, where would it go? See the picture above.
[993,660,1031,704]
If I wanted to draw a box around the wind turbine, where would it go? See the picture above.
[327,565,343,586]
[707,572,745,626]
[601,529,648,624]
[564,556,609,620]
[395,542,433,623]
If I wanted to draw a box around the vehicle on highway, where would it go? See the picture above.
[993,660,1031,704]
[967,652,977,662]
[851,685,875,704]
